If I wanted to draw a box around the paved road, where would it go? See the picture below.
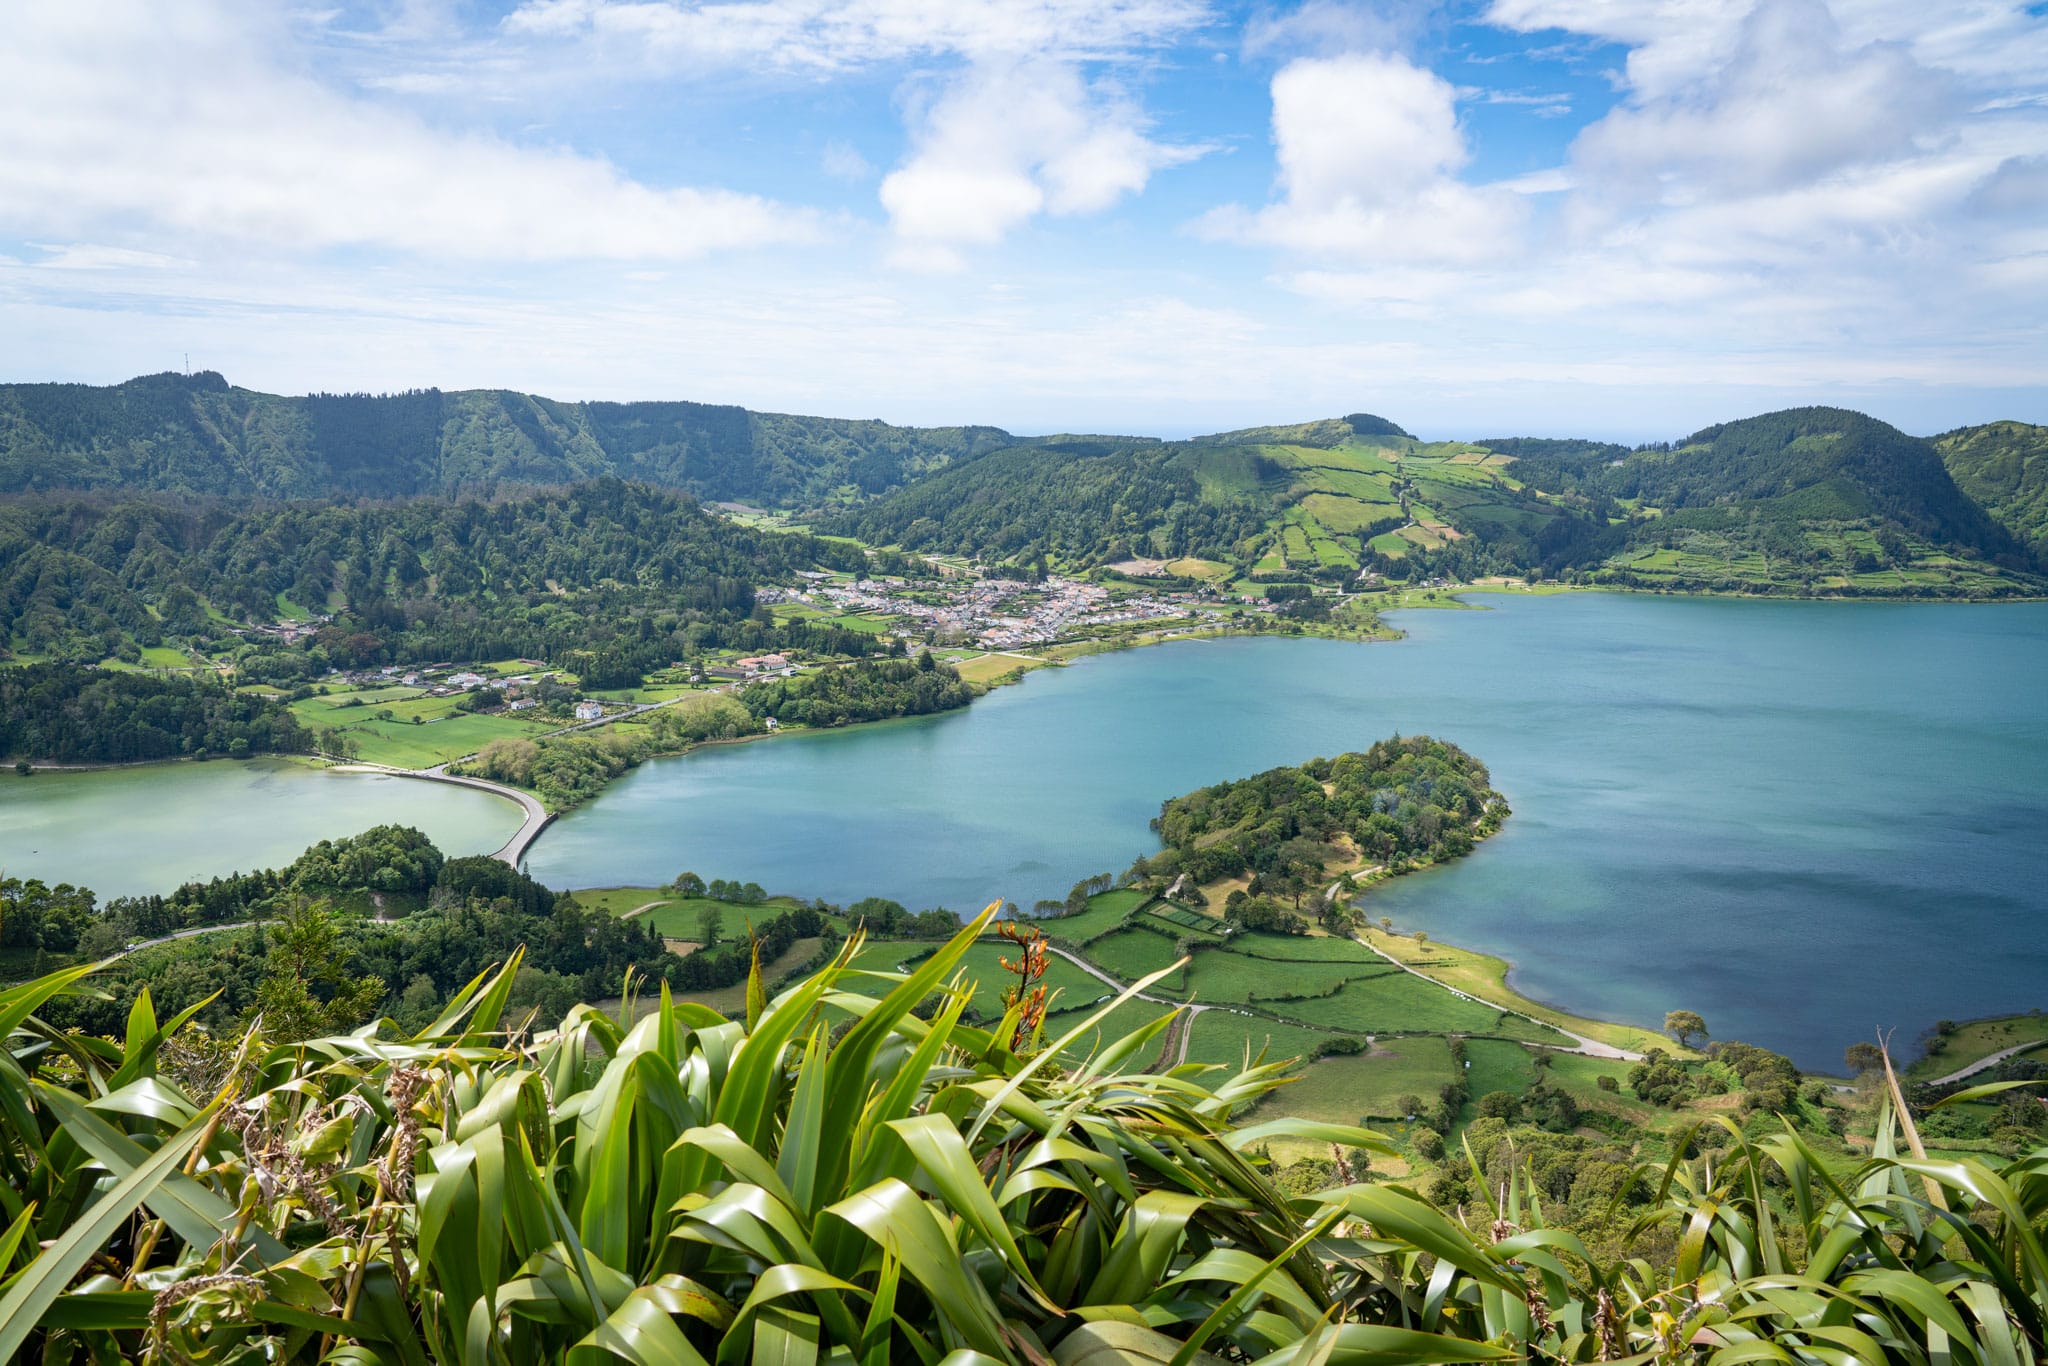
[127,921,261,951]
[1925,1040,2044,1087]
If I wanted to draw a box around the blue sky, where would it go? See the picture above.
[3,0,2045,440]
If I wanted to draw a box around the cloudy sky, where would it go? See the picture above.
[3,0,2045,439]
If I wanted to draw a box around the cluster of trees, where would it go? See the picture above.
[1627,1039,1807,1113]
[739,653,973,728]
[22,827,676,1039]
[1,480,879,671]
[0,663,310,763]
[0,371,1011,506]
[462,691,761,808]
[1139,736,1507,908]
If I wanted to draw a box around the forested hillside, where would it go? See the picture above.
[1938,420,2048,558]
[0,663,310,762]
[0,371,1011,506]
[0,480,876,676]
[818,439,1273,564]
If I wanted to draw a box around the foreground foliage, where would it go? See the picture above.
[3,907,2046,1365]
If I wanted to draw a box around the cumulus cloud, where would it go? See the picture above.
[1569,0,1959,203]
[880,62,1204,266]
[1198,52,1523,264]
[0,1,817,262]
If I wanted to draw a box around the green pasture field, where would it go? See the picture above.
[1282,1034,1460,1124]
[953,653,1046,686]
[567,886,670,918]
[1165,558,1233,579]
[1081,928,1183,986]
[1184,1013,1346,1070]
[1229,932,1383,963]
[1460,1038,1537,1106]
[1298,493,1395,533]
[1285,971,1508,1036]
[326,712,550,768]
[1037,888,1147,942]
[136,645,196,668]
[1181,951,1394,1007]
[634,895,809,938]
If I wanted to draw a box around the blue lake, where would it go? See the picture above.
[526,593,2048,1070]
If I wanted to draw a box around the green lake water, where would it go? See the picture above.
[523,593,2048,1070]
[0,759,521,897]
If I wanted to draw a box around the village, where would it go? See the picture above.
[769,570,1265,649]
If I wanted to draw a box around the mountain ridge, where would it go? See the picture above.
[0,371,1014,508]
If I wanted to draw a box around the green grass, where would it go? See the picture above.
[954,653,1046,686]
[1184,1013,1345,1070]
[1904,1013,2048,1081]
[1182,952,1395,1008]
[1283,972,1508,1036]
[1082,928,1183,987]
[327,713,551,768]
[136,645,194,668]
[1231,933,1383,963]
[567,886,674,918]
[1278,1034,1459,1124]
[1460,1039,1537,1106]
[634,895,809,938]
[1037,888,1146,943]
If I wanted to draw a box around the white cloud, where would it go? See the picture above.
[1569,0,1959,203]
[1198,52,1524,264]
[502,0,1213,71]
[879,62,1204,262]
[0,1,819,262]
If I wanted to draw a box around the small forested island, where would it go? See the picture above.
[1135,736,1507,932]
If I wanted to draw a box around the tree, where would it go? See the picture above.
[672,871,706,897]
[1664,1009,1708,1049]
[698,905,724,946]
[251,901,386,1043]
[1843,1041,1886,1075]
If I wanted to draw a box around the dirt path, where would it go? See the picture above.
[1925,1040,2043,1087]
[621,900,670,919]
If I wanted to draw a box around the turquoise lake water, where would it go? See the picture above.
[0,759,521,898]
[523,594,2048,1069]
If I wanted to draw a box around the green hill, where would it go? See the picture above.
[1937,420,2048,559]
[0,371,1012,507]
[1576,408,2039,595]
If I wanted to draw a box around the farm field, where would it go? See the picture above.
[325,712,552,768]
